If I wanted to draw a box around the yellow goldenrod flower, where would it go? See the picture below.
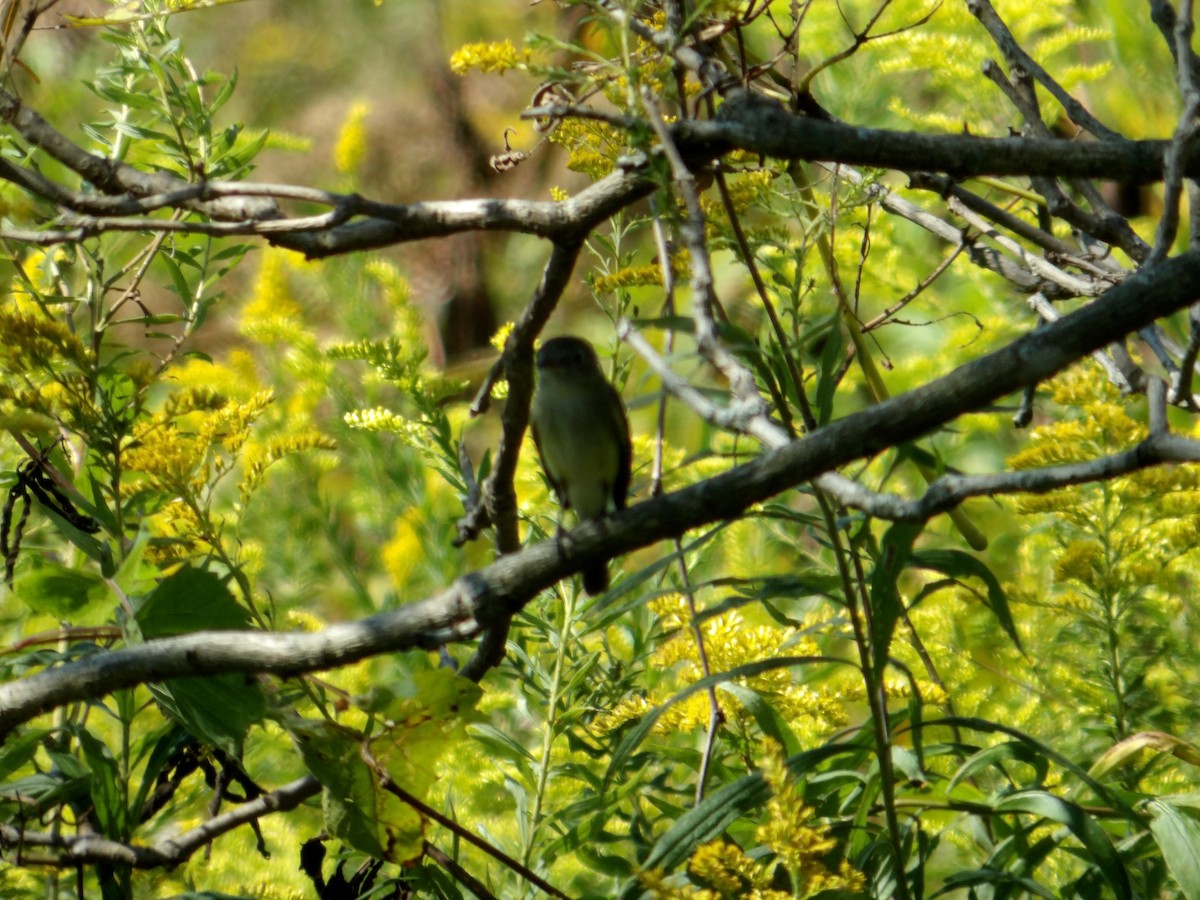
[448,40,527,76]
[334,101,370,175]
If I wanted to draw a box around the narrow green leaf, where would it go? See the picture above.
[77,730,128,841]
[932,716,1137,818]
[208,67,239,115]
[948,741,1049,794]
[910,549,1021,651]
[994,790,1130,899]
[39,502,112,568]
[869,520,923,677]
[1148,800,1200,900]
[814,314,845,426]
[718,682,802,756]
[618,743,859,898]
[130,724,191,822]
[604,655,851,785]
[930,868,1057,898]
[159,251,193,304]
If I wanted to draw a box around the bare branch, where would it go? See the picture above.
[0,776,319,868]
[642,90,766,417]
[457,239,584,681]
[1151,2,1200,264]
[966,0,1121,141]
[599,0,730,92]
[1027,292,1144,394]
[680,91,1184,183]
[820,431,1200,522]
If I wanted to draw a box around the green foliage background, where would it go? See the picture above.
[1,1,1199,898]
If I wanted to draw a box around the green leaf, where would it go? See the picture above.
[933,716,1137,819]
[98,369,140,428]
[325,757,391,859]
[159,251,194,304]
[469,723,536,772]
[130,724,191,821]
[1148,800,1200,900]
[0,729,50,783]
[1090,732,1200,780]
[813,314,845,426]
[208,67,239,115]
[88,82,162,110]
[368,668,483,801]
[13,558,112,625]
[604,655,850,785]
[949,741,1049,794]
[909,549,1021,651]
[869,520,923,676]
[717,682,802,756]
[137,567,261,756]
[77,729,129,841]
[931,868,1057,898]
[292,718,421,863]
[993,790,1130,899]
[149,675,265,759]
[37,501,112,569]
[618,743,860,898]
[113,121,173,142]
[136,566,250,637]
[111,527,157,598]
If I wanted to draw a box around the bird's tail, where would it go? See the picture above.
[582,562,609,595]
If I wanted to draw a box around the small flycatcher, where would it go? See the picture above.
[530,336,632,595]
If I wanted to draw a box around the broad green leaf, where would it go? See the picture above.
[136,566,250,637]
[137,567,262,755]
[13,558,111,625]
[149,675,265,759]
[0,729,50,783]
[293,720,385,858]
[367,669,483,853]
[293,718,422,863]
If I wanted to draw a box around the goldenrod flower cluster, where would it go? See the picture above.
[594,595,848,741]
[448,40,528,76]
[642,742,864,898]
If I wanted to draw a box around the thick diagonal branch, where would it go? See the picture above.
[1,248,1199,736]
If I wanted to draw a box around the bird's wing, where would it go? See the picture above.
[530,418,568,507]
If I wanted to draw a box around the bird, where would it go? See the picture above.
[530,336,632,594]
